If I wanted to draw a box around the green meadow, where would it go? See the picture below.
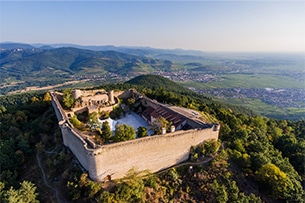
[182,73,304,89]
[221,98,305,120]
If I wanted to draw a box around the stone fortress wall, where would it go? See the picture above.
[51,90,219,181]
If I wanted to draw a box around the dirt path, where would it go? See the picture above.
[36,153,65,203]
[157,143,224,175]
[156,156,214,175]
[7,79,89,95]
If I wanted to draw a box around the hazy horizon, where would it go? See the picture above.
[2,41,305,55]
[1,1,304,53]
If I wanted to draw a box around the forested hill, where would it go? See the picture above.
[0,47,173,77]
[0,80,304,202]
[126,74,193,94]
[125,75,256,116]
[1,83,304,202]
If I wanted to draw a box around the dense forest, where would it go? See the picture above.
[0,75,304,202]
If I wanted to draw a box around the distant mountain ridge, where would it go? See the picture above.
[0,42,206,57]
[0,42,36,50]
[0,46,173,78]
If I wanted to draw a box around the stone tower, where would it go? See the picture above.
[72,89,82,100]
[108,90,115,104]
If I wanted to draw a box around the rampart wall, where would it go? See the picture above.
[59,122,90,169]
[115,90,130,99]
[186,118,209,129]
[140,97,160,109]
[51,92,65,122]
[51,91,219,182]
[89,127,218,181]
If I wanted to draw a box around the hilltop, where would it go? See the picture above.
[126,74,193,94]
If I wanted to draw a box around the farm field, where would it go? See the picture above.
[209,74,304,89]
[220,98,305,120]
[179,71,304,120]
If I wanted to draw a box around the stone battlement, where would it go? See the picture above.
[51,90,219,181]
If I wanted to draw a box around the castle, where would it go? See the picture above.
[51,89,219,181]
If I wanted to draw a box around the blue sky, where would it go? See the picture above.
[0,1,304,52]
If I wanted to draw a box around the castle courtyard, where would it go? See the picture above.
[99,112,154,135]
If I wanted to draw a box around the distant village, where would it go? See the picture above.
[152,71,304,109]
[199,88,305,109]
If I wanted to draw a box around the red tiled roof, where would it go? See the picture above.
[141,106,155,122]
[150,106,186,128]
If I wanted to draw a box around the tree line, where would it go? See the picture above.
[0,92,53,202]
